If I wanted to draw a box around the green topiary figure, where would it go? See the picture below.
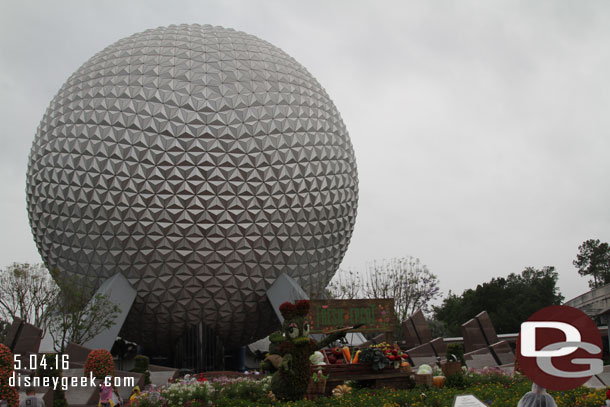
[270,300,346,401]
[260,331,285,373]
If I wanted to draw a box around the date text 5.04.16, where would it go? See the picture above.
[14,354,69,371]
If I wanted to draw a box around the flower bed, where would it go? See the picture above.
[132,375,272,407]
[131,371,607,407]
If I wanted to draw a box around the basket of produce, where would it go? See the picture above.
[305,368,328,400]
[441,361,462,376]
[358,342,409,371]
[414,364,434,386]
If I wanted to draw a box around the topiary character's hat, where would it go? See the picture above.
[279,300,310,319]
[295,299,310,316]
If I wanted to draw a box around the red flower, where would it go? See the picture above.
[0,345,13,374]
[295,300,310,316]
[279,302,297,319]
[0,345,18,407]
[84,349,114,379]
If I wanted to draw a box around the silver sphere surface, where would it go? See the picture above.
[26,24,358,350]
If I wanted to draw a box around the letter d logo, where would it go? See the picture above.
[517,305,602,391]
[520,321,580,357]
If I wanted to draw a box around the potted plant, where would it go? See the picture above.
[305,369,328,400]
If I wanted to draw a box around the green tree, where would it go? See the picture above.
[433,267,563,336]
[131,355,151,385]
[0,263,120,352]
[573,239,610,288]
[45,270,121,352]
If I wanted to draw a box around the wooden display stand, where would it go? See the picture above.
[315,363,414,394]
[307,298,414,394]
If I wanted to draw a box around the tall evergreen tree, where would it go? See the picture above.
[573,239,610,288]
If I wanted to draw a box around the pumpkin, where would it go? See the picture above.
[331,384,352,397]
[432,375,445,389]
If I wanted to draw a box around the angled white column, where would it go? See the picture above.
[83,272,136,350]
[266,273,309,324]
[40,272,136,352]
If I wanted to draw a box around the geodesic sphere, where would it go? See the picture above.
[26,24,358,349]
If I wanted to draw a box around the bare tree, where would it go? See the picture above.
[0,263,59,327]
[326,268,362,299]
[325,257,440,324]
[362,257,440,322]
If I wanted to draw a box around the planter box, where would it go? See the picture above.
[442,361,462,376]
[323,366,414,395]
[414,373,433,387]
[305,377,326,400]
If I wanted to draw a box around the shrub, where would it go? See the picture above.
[84,349,114,379]
[0,344,12,373]
[446,343,465,365]
[0,344,18,407]
[131,355,151,385]
[444,372,467,389]
[0,377,18,407]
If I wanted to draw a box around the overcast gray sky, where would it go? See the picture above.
[1,0,609,304]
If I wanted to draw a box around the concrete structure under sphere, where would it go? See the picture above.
[26,24,358,351]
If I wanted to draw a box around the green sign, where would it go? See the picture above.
[307,299,396,333]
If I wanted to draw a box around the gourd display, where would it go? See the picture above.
[433,375,446,388]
